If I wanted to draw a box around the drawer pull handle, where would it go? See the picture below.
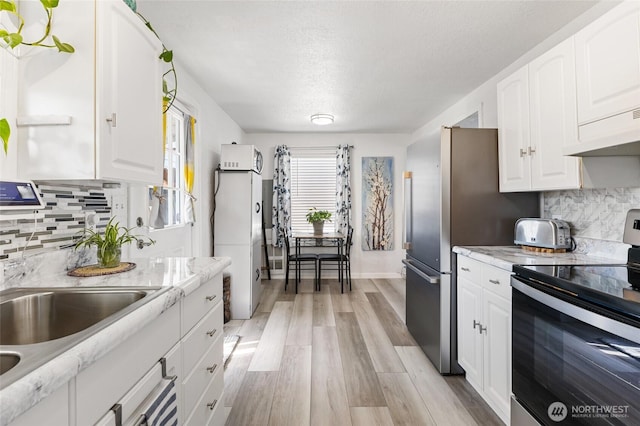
[206,329,217,337]
[488,279,500,285]
[461,267,470,272]
[207,364,218,374]
[205,295,217,302]
[473,320,481,329]
[207,399,218,410]
[479,325,487,334]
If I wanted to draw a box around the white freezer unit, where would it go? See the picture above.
[214,171,263,319]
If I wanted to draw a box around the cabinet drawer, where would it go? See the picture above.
[185,369,224,426]
[183,300,222,374]
[182,331,223,417]
[481,264,512,300]
[76,304,180,425]
[182,275,222,335]
[457,255,482,281]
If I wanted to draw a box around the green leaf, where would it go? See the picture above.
[0,1,16,12]
[0,30,8,38]
[162,79,168,94]
[52,35,75,53]
[40,0,59,8]
[159,50,173,62]
[3,32,22,48]
[0,118,10,155]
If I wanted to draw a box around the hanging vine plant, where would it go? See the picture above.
[135,12,177,113]
[0,0,75,154]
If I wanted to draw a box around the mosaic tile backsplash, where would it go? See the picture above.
[543,187,640,242]
[0,184,112,261]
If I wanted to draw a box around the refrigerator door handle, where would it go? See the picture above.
[402,259,440,284]
[403,171,412,249]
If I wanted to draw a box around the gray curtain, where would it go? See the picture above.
[272,145,291,248]
[336,145,352,236]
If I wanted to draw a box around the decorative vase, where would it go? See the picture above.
[313,221,324,235]
[98,246,121,268]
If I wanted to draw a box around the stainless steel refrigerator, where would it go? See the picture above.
[402,127,538,374]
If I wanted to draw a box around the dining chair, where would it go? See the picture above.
[317,226,353,293]
[284,232,318,293]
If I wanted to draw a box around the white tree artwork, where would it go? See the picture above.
[362,157,393,251]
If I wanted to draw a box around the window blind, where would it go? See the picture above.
[290,149,336,234]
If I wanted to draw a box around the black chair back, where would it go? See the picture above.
[283,231,291,256]
[345,226,354,257]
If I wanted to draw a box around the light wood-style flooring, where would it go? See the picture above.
[223,278,503,426]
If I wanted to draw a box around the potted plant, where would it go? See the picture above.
[75,217,154,268]
[306,207,332,235]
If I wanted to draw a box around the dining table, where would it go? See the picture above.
[292,231,345,289]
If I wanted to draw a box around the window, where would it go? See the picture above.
[290,147,336,233]
[149,105,187,228]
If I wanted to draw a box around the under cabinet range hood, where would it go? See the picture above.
[564,108,640,157]
[563,110,640,157]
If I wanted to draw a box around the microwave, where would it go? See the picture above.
[220,144,263,174]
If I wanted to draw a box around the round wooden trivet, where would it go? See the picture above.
[67,262,137,277]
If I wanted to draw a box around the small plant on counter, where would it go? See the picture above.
[74,217,154,268]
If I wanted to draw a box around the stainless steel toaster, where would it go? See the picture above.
[514,218,572,249]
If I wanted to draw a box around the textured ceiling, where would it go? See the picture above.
[137,0,598,134]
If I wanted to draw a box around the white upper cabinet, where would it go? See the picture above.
[529,38,581,190]
[498,39,581,192]
[575,1,640,125]
[566,0,640,156]
[18,0,163,184]
[497,65,531,192]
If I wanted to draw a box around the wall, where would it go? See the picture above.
[410,1,635,250]
[127,63,245,258]
[246,133,411,278]
[178,66,245,257]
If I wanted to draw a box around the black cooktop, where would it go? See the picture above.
[513,262,640,323]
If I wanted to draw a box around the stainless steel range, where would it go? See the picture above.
[510,210,640,425]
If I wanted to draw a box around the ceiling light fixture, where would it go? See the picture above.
[310,113,334,125]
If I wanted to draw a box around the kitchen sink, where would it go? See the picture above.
[0,286,168,389]
[0,288,150,345]
[0,353,20,375]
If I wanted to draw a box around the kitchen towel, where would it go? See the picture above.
[141,378,177,426]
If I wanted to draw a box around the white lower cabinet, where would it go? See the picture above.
[9,385,69,426]
[181,274,224,425]
[457,255,512,424]
[7,272,224,426]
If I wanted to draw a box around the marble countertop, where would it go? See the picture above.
[0,256,231,426]
[453,246,624,272]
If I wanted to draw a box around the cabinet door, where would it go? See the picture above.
[96,0,163,184]
[497,65,531,192]
[457,275,483,390]
[575,1,640,124]
[529,38,581,190]
[482,291,511,424]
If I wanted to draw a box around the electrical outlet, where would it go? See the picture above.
[110,194,127,223]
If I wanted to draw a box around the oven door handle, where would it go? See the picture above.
[512,278,640,345]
